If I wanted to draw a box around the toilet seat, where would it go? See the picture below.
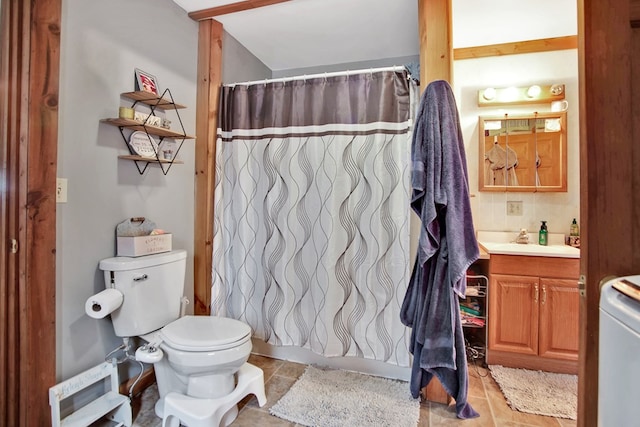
[160,315,251,352]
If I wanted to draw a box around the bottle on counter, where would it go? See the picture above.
[569,218,580,248]
[539,220,548,246]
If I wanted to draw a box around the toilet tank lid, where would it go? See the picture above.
[99,249,187,271]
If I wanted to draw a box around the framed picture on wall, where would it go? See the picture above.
[135,68,159,95]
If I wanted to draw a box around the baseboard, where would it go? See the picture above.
[119,366,156,397]
[486,349,578,374]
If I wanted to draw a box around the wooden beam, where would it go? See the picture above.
[194,20,223,315]
[419,0,452,85]
[417,0,453,405]
[188,0,292,21]
[454,35,578,60]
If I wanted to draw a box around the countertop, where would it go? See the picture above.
[476,230,580,259]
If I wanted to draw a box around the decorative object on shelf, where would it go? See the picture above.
[134,110,162,127]
[118,107,134,120]
[135,68,159,95]
[159,139,177,161]
[128,131,159,158]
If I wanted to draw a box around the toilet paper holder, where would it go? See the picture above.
[85,289,124,319]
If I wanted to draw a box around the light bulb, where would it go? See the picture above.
[527,85,541,98]
[483,87,496,100]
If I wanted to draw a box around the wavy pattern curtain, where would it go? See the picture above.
[212,70,415,366]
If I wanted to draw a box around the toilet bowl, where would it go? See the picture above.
[141,315,253,418]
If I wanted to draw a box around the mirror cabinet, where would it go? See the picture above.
[479,112,567,192]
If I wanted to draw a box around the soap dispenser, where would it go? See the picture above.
[539,221,548,246]
[569,218,580,248]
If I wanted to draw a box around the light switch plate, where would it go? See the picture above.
[56,178,67,203]
[506,200,522,216]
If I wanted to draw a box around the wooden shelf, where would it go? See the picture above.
[104,87,190,175]
[101,118,195,139]
[121,91,186,109]
[118,155,184,164]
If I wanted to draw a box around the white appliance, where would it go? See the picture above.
[598,275,640,426]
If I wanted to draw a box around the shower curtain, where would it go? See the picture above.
[211,70,416,367]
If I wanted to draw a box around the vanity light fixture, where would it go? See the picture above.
[478,83,565,107]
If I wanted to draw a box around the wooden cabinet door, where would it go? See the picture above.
[488,274,539,355]
[538,278,579,360]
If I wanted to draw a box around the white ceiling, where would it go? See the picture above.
[171,0,419,72]
[170,0,578,73]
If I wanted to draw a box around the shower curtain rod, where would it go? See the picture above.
[226,65,407,87]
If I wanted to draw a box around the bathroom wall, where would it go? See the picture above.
[452,0,580,237]
[56,0,269,381]
[454,50,580,235]
[54,0,579,383]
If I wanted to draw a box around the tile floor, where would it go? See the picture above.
[127,354,577,427]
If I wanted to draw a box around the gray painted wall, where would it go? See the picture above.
[55,0,269,382]
[223,31,271,84]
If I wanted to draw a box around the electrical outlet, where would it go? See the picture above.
[506,200,522,216]
[56,178,67,203]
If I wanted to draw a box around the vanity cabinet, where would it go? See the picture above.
[487,254,579,374]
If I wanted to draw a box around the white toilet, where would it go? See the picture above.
[98,249,265,426]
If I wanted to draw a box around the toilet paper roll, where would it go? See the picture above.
[85,289,123,319]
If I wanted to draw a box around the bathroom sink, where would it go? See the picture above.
[477,231,580,258]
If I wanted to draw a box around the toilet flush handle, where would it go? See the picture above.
[133,274,148,282]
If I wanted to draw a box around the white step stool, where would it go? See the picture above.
[162,362,266,427]
[49,359,132,427]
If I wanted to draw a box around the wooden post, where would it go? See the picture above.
[194,19,223,315]
[417,0,454,405]
[419,0,453,86]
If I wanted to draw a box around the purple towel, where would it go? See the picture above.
[400,80,480,419]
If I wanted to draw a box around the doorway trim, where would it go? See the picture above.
[0,0,60,425]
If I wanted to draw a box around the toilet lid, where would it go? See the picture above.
[160,315,251,351]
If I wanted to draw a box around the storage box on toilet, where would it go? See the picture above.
[116,233,172,257]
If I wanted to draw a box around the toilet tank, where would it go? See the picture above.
[99,249,187,337]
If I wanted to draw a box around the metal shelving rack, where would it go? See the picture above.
[101,88,195,175]
[462,274,489,363]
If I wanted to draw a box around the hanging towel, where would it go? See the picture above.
[400,80,480,419]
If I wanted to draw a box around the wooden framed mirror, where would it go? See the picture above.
[479,112,567,192]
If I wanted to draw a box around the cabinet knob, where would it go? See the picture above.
[534,284,539,303]
[541,285,547,304]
